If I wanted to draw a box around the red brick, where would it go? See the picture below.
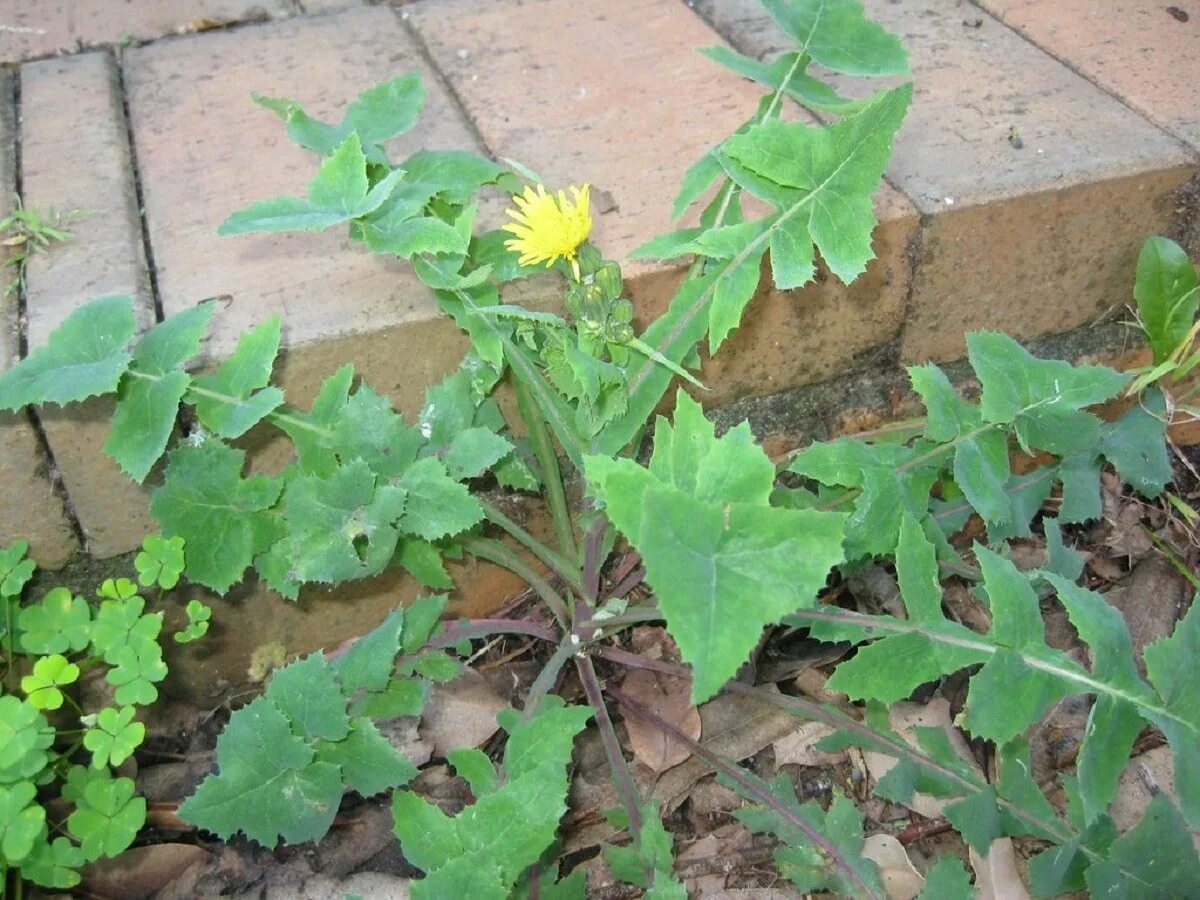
[124,8,485,420]
[980,0,1200,153]
[0,0,291,63]
[21,52,156,558]
[0,69,77,568]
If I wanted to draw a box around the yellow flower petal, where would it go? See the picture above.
[501,182,592,279]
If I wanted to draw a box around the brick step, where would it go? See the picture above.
[2,0,1197,580]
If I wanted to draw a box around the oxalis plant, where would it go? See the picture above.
[1,0,1198,895]
[0,534,205,893]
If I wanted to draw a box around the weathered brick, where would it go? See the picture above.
[124,8,484,423]
[0,0,292,63]
[980,0,1200,153]
[410,0,917,404]
[694,0,1196,363]
[21,52,157,558]
[0,70,77,568]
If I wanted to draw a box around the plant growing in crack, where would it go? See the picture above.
[1,0,1198,895]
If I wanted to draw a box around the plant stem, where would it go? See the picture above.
[460,536,572,626]
[578,606,665,634]
[479,500,582,594]
[422,617,559,652]
[522,636,578,719]
[575,655,648,872]
[514,377,579,562]
[608,684,885,900]
[125,369,332,438]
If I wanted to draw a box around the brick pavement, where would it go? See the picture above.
[1,0,1197,573]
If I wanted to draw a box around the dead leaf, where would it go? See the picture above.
[969,838,1031,900]
[420,668,507,757]
[83,844,209,899]
[1104,500,1155,559]
[772,720,844,768]
[793,666,848,704]
[377,715,434,768]
[1105,553,1188,676]
[862,699,981,820]
[862,834,924,900]
[620,668,702,774]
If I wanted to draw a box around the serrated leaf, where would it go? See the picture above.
[400,594,447,654]
[602,801,680,892]
[179,695,342,847]
[396,538,454,589]
[1100,388,1171,498]
[1084,794,1200,896]
[278,363,354,477]
[266,653,351,742]
[699,46,862,115]
[909,362,979,441]
[106,369,190,483]
[952,428,1012,527]
[315,717,417,797]
[709,247,767,353]
[587,391,845,702]
[399,149,507,204]
[191,316,284,439]
[447,748,499,797]
[917,855,975,899]
[1142,599,1200,827]
[0,295,134,410]
[333,606,405,699]
[151,441,283,593]
[760,0,909,76]
[273,460,407,584]
[329,384,424,478]
[440,427,513,479]
[257,73,424,161]
[219,133,402,235]
[397,457,484,541]
[721,85,910,284]
[1134,236,1200,364]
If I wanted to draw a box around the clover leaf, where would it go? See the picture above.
[84,707,145,769]
[90,594,162,663]
[17,587,92,655]
[134,533,186,590]
[0,781,46,862]
[96,577,139,601]
[21,836,86,889]
[0,540,35,598]
[0,697,55,783]
[21,654,80,710]
[174,599,211,644]
[67,774,145,862]
[106,642,168,706]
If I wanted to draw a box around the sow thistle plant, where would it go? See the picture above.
[1,0,1198,895]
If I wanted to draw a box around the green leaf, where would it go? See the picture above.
[1100,388,1171,498]
[968,331,1128,455]
[0,295,134,410]
[256,74,424,160]
[671,151,724,220]
[129,301,215,375]
[1142,599,1200,827]
[191,316,284,439]
[1084,794,1200,896]
[363,213,470,258]
[397,457,484,542]
[721,85,911,284]
[392,704,590,899]
[83,706,145,768]
[333,606,406,699]
[0,540,35,598]
[399,149,507,204]
[952,429,1012,527]
[396,539,454,589]
[440,427,513,479]
[709,248,767,353]
[89,593,162,663]
[760,0,909,75]
[587,392,845,702]
[733,778,882,896]
[917,855,975,899]
[105,642,168,706]
[178,695,342,848]
[174,599,211,643]
[0,781,46,862]
[67,774,145,861]
[699,47,864,115]
[602,801,681,893]
[21,653,80,710]
[909,362,979,441]
[134,533,186,590]
[17,587,91,654]
[272,460,407,585]
[21,836,86,889]
[219,133,402,235]
[151,440,283,593]
[315,717,417,797]
[1133,236,1200,364]
[0,697,55,782]
[447,748,499,797]
[266,653,351,742]
[400,594,447,654]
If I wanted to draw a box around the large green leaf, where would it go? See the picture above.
[191,316,284,439]
[1132,236,1200,364]
[150,441,283,593]
[588,392,845,702]
[0,296,134,410]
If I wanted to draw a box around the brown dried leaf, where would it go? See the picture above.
[419,668,506,757]
[1105,553,1188,676]
[772,720,844,768]
[619,668,702,774]
[862,834,924,900]
[969,838,1031,900]
[83,844,209,899]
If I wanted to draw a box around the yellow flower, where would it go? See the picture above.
[502,183,592,280]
